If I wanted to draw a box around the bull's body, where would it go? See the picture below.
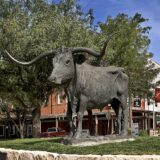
[66,63,128,138]
[73,63,127,108]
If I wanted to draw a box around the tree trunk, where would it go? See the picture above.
[7,113,24,138]
[32,107,41,138]
[19,124,24,139]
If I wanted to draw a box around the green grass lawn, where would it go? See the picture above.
[0,136,160,155]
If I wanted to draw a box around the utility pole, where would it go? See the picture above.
[129,95,133,129]
[153,102,155,135]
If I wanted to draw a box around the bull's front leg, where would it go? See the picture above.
[65,89,78,137]
[70,96,79,136]
[72,96,78,119]
[66,101,75,137]
[65,89,74,137]
[74,95,87,139]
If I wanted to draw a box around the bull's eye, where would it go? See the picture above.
[66,60,70,65]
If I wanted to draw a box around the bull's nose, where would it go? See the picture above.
[48,76,56,82]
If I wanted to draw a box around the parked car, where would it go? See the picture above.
[40,127,67,137]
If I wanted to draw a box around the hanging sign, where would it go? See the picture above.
[155,88,160,103]
[134,98,141,107]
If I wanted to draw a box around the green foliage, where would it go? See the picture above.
[0,137,160,154]
[0,0,95,110]
[0,0,98,138]
[0,0,159,119]
[97,13,159,97]
[139,130,149,137]
[128,128,131,136]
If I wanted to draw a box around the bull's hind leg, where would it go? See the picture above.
[120,96,128,136]
[87,109,95,136]
[111,99,122,135]
[117,106,122,135]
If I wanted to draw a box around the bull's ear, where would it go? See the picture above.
[73,54,86,64]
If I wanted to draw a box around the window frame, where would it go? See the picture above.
[0,125,5,137]
[58,93,63,104]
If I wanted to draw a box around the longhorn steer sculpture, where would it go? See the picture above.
[4,35,129,138]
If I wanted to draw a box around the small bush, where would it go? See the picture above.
[139,130,149,136]
[128,128,131,135]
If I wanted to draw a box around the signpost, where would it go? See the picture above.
[134,97,141,108]
[156,116,160,128]
[155,88,160,103]
[131,123,139,136]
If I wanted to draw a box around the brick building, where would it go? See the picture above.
[40,90,117,135]
[0,113,33,139]
[41,90,68,133]
[0,60,160,138]
[40,89,157,136]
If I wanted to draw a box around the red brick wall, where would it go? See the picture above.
[41,90,67,116]
[41,91,112,117]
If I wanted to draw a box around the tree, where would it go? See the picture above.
[1,0,159,138]
[0,97,33,138]
[0,0,96,138]
[96,13,160,97]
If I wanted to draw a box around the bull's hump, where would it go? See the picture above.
[77,63,124,73]
[76,63,115,92]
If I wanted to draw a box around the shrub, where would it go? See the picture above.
[139,130,149,136]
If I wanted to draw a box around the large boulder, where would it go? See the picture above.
[1,148,160,160]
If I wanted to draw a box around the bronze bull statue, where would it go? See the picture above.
[4,34,129,138]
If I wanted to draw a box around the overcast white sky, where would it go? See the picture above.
[79,0,160,63]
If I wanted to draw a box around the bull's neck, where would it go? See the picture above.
[67,63,83,97]
[68,63,77,95]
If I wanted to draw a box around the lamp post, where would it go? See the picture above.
[153,102,155,135]
[0,53,4,62]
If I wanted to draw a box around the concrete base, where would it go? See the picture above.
[61,135,135,146]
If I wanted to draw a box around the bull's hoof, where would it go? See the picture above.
[120,131,128,137]
[72,113,77,119]
[68,133,74,138]
[64,133,73,139]
[73,132,81,139]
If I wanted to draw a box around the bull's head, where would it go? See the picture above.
[4,33,118,85]
[5,47,101,85]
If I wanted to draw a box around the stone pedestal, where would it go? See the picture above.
[61,135,135,146]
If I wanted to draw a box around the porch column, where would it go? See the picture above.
[95,115,98,136]
[145,113,148,130]
[148,112,150,135]
[56,118,59,128]
[111,118,114,134]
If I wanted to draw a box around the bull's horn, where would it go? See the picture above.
[72,32,119,58]
[72,47,100,57]
[4,50,56,66]
[100,32,119,58]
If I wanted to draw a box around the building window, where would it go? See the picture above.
[58,93,63,104]
[10,125,15,135]
[27,125,32,137]
[66,97,68,103]
[0,125,4,137]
